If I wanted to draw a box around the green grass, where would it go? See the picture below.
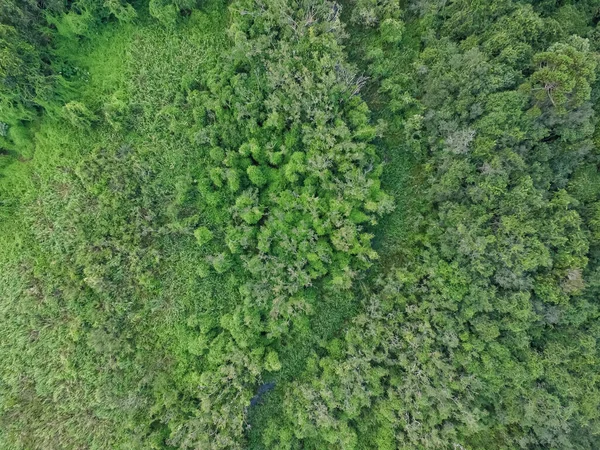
[0,4,241,448]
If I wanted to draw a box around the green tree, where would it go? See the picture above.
[530,36,597,112]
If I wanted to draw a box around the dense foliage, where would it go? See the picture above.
[1,0,600,449]
[266,2,600,448]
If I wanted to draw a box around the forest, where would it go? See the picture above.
[1,0,600,448]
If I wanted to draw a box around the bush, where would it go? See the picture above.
[194,226,214,246]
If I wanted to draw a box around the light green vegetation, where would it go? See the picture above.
[1,0,600,449]
[1,3,241,448]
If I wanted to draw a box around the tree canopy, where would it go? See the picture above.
[1,0,600,449]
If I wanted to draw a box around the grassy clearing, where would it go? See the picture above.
[0,3,241,448]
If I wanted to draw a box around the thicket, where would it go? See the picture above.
[1,0,600,449]
[157,0,394,446]
[264,1,600,449]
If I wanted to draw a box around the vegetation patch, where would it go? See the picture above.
[1,0,600,449]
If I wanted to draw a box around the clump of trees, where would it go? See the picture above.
[161,0,392,446]
[193,0,392,316]
[264,1,600,448]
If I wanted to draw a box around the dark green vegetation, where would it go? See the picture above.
[1,0,600,449]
